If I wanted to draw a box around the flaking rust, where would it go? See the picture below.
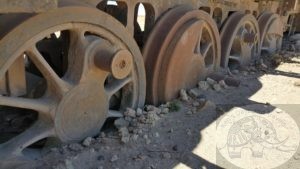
[0,0,57,13]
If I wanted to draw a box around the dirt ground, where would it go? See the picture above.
[7,49,297,169]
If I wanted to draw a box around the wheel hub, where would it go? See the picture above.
[55,80,108,142]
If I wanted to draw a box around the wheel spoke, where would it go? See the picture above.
[108,110,123,118]
[26,47,69,95]
[202,42,213,57]
[193,26,204,54]
[106,76,132,98]
[65,28,91,83]
[0,117,54,158]
[229,55,241,62]
[0,95,51,113]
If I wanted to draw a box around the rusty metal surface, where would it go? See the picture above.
[258,12,284,55]
[0,6,145,163]
[143,5,220,105]
[220,12,260,68]
[0,0,58,13]
[0,0,299,165]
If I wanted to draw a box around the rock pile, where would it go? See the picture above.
[113,105,171,143]
[197,76,239,92]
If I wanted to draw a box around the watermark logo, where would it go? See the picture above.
[216,105,300,169]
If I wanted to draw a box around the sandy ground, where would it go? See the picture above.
[8,52,297,169]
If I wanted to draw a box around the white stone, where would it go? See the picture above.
[189,88,201,97]
[198,81,210,91]
[82,137,93,147]
[162,152,171,159]
[111,155,119,162]
[213,84,222,91]
[206,78,217,85]
[136,108,143,116]
[179,89,189,101]
[161,108,169,114]
[124,108,136,118]
[219,80,228,89]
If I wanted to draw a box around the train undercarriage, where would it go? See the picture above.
[0,0,299,164]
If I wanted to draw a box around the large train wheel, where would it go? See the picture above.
[221,12,261,69]
[258,12,283,55]
[143,6,221,105]
[0,7,145,162]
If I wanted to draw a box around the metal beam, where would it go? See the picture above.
[0,0,57,13]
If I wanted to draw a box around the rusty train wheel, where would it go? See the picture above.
[143,6,221,105]
[0,6,145,162]
[258,12,283,55]
[220,12,261,69]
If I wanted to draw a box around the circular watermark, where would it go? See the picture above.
[216,104,300,169]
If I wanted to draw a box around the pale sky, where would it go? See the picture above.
[107,0,146,16]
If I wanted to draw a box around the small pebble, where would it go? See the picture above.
[206,78,217,85]
[136,108,143,116]
[213,84,222,91]
[111,155,119,162]
[162,152,171,159]
[124,108,136,118]
[219,80,228,89]
[69,143,83,152]
[82,137,93,147]
[187,129,192,136]
[186,111,193,115]
[131,134,139,141]
[198,81,210,91]
[161,108,170,114]
[146,139,151,145]
[180,89,189,101]
[189,88,201,97]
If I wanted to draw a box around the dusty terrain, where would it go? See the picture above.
[9,49,297,169]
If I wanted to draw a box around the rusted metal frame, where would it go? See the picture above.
[0,0,58,13]
[93,0,264,37]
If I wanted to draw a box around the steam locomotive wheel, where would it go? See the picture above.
[0,7,145,161]
[143,6,220,105]
[258,12,283,55]
[220,12,261,69]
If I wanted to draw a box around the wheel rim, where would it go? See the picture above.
[143,6,220,105]
[258,12,283,55]
[221,12,261,69]
[0,7,145,160]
